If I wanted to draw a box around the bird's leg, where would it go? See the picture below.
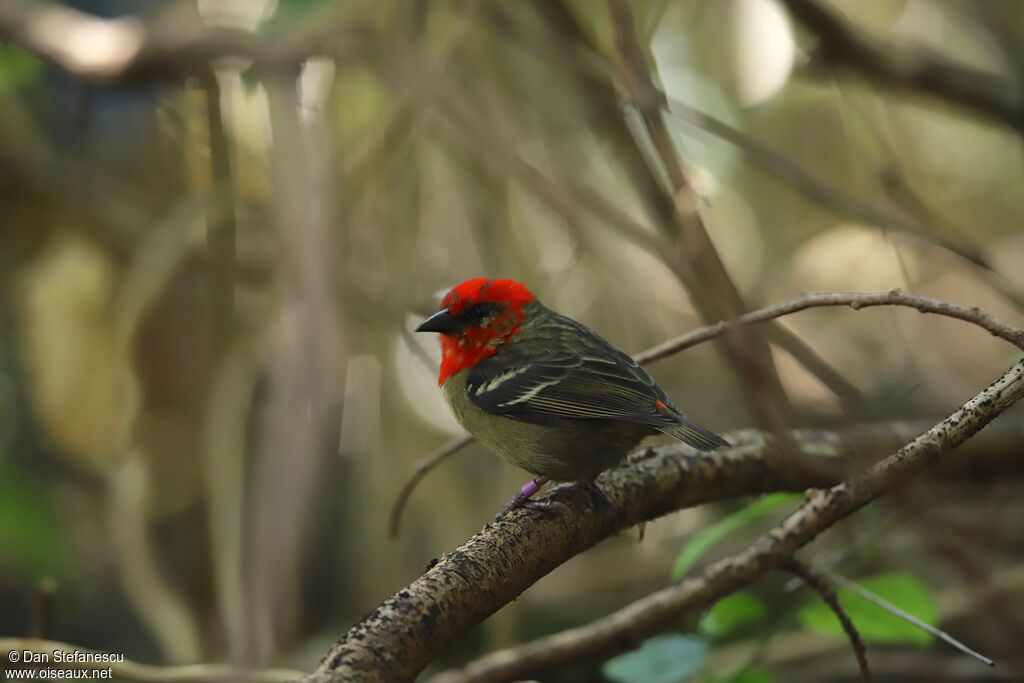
[495,476,564,519]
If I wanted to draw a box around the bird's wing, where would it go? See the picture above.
[465,313,681,429]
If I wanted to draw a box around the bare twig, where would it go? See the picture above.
[664,95,1007,283]
[605,0,800,430]
[635,289,1024,365]
[786,561,871,682]
[824,570,996,667]
[107,457,202,663]
[778,0,1024,133]
[428,359,1024,682]
[202,70,237,338]
[0,639,301,683]
[388,433,474,538]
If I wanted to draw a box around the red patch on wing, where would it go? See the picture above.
[655,400,668,411]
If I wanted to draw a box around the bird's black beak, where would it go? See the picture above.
[415,307,463,334]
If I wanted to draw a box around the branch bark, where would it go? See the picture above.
[310,419,1023,682]
[429,359,1024,682]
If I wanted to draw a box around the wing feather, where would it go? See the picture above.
[466,310,682,429]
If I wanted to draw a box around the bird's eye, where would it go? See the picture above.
[461,303,500,325]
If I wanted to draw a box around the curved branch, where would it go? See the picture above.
[785,561,871,683]
[430,359,1024,682]
[388,433,474,538]
[635,289,1024,365]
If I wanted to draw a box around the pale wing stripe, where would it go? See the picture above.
[496,377,564,407]
[580,355,617,365]
[474,365,532,394]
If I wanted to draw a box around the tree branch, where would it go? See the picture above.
[604,0,806,429]
[312,431,844,682]
[429,358,1024,682]
[778,0,1024,134]
[635,289,1024,364]
[785,561,871,682]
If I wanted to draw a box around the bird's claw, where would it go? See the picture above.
[494,496,568,520]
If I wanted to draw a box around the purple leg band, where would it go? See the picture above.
[518,479,542,499]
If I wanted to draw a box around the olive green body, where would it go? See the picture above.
[443,369,653,482]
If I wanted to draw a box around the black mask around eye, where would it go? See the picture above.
[459,302,502,326]
[415,302,504,335]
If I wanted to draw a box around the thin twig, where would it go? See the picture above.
[665,93,1022,296]
[635,289,1024,365]
[388,433,475,538]
[785,560,871,682]
[824,570,996,667]
[605,0,798,430]
[0,639,301,683]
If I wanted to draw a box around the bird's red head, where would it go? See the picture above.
[416,278,536,385]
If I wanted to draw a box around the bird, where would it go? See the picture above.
[415,277,729,518]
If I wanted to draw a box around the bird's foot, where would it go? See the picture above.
[495,477,564,520]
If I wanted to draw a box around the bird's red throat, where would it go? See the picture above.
[436,278,535,385]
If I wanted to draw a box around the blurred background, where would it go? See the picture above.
[0,0,1022,681]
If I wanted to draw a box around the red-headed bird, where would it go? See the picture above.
[416,278,729,517]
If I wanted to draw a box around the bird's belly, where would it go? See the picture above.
[443,372,648,482]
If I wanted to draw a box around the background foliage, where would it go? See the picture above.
[0,1,1022,681]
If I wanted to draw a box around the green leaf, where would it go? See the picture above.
[699,592,766,638]
[671,494,801,580]
[602,634,708,683]
[0,461,67,577]
[707,669,774,683]
[798,573,938,645]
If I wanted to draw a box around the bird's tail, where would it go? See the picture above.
[658,418,730,451]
